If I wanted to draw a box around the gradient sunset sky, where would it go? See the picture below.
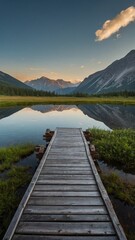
[0,0,135,82]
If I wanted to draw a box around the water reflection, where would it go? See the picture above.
[0,104,109,147]
[0,104,135,147]
[78,104,135,129]
[0,106,23,120]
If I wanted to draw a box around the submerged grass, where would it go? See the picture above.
[0,95,135,107]
[101,172,135,206]
[89,128,135,173]
[0,144,35,172]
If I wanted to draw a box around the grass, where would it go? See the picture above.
[101,172,135,206]
[89,128,135,173]
[0,143,35,238]
[0,95,135,107]
[0,143,35,172]
[101,172,135,240]
[0,166,32,237]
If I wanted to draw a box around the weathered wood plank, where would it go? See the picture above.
[40,170,92,175]
[48,153,87,157]
[47,155,87,160]
[34,184,98,191]
[24,205,107,215]
[44,160,89,164]
[13,235,118,240]
[50,148,86,153]
[38,175,94,180]
[52,143,85,147]
[16,222,115,235]
[42,167,91,171]
[45,164,90,167]
[28,196,103,206]
[21,214,110,222]
[37,179,96,185]
[42,162,89,165]
[31,191,100,197]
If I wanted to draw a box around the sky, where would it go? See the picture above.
[0,0,135,83]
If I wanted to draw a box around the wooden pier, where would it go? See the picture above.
[3,128,127,240]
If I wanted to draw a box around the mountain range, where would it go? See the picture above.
[0,49,135,95]
[25,77,79,94]
[75,50,135,94]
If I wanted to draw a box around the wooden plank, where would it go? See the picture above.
[37,179,96,185]
[21,214,110,222]
[31,191,100,197]
[47,155,87,160]
[53,143,84,146]
[50,148,85,153]
[53,137,83,141]
[44,163,89,166]
[42,167,91,171]
[28,196,103,206]
[45,160,89,164]
[24,205,107,215]
[48,152,87,157]
[34,184,98,191]
[38,175,94,180]
[13,235,118,240]
[45,164,90,167]
[16,222,115,235]
[40,170,92,175]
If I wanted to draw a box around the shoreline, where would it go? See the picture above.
[0,96,135,107]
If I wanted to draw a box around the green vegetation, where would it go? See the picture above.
[0,84,56,96]
[0,166,32,237]
[101,172,135,205]
[101,172,135,240]
[0,95,135,107]
[93,90,135,97]
[0,143,35,238]
[0,144,35,172]
[89,128,135,173]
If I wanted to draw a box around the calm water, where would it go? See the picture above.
[0,104,135,147]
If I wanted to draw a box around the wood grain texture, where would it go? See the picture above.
[21,214,110,222]
[16,222,115,235]
[24,205,107,215]
[13,236,118,240]
[28,196,103,206]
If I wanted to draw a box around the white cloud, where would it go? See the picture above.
[95,6,135,41]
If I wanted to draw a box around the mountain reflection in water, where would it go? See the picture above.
[0,104,135,131]
[30,104,135,129]
[78,104,135,129]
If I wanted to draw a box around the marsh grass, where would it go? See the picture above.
[0,95,135,107]
[101,172,135,205]
[0,144,35,172]
[0,166,32,237]
[101,172,135,240]
[89,128,135,173]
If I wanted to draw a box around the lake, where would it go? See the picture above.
[0,104,135,147]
